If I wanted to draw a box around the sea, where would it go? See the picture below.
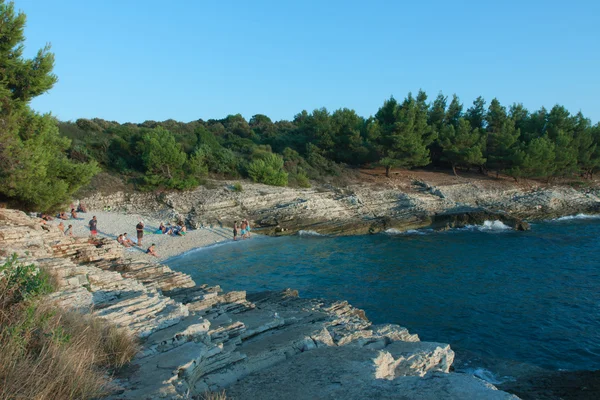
[166,215,600,384]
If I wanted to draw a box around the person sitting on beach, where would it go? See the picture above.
[176,225,187,236]
[122,233,135,246]
[146,244,159,257]
[64,224,73,236]
[57,221,65,233]
[117,234,132,247]
[71,208,79,219]
[40,213,54,221]
[58,211,69,220]
[158,222,167,234]
[77,203,87,213]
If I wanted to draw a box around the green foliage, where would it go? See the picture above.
[0,2,99,211]
[372,91,436,176]
[0,254,54,304]
[139,127,198,189]
[486,118,521,174]
[439,118,486,175]
[247,153,288,186]
[232,182,243,192]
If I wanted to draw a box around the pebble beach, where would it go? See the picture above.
[48,211,234,262]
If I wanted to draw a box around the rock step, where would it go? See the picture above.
[224,346,518,400]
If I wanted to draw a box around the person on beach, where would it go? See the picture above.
[117,234,132,247]
[233,221,238,241]
[89,216,98,237]
[136,220,144,246]
[70,208,79,219]
[146,244,158,257]
[77,203,87,213]
[239,219,247,239]
[58,211,69,220]
[244,218,251,239]
[122,233,135,246]
[40,213,54,221]
[57,221,65,233]
[158,222,167,234]
[64,224,73,236]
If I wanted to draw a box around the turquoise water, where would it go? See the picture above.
[167,216,600,378]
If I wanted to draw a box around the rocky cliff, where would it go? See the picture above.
[0,208,519,399]
[79,177,600,235]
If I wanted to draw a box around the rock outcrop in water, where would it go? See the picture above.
[0,208,519,399]
[79,178,600,236]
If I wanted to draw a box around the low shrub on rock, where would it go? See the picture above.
[0,255,139,399]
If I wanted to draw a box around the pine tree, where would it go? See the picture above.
[487,119,521,177]
[373,93,434,177]
[439,118,486,176]
[0,1,99,211]
[445,94,463,128]
[465,96,486,131]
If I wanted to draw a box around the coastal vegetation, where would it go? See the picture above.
[0,1,99,212]
[60,93,600,189]
[0,255,139,399]
[2,0,599,214]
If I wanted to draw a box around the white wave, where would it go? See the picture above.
[466,367,516,385]
[297,230,324,237]
[553,213,600,221]
[384,228,429,235]
[461,220,512,232]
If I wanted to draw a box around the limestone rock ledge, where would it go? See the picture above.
[0,209,518,399]
[79,180,600,236]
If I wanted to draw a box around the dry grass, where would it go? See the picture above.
[199,390,227,400]
[0,256,139,400]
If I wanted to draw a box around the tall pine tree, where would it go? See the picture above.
[0,1,99,211]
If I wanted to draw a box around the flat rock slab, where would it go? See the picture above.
[226,346,519,400]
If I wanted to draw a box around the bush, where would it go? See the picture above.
[232,182,243,192]
[0,255,139,399]
[247,153,288,186]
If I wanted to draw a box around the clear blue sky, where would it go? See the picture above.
[17,0,600,123]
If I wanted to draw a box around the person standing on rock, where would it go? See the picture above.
[136,220,144,247]
[89,216,98,237]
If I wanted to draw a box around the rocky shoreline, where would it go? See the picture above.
[0,208,519,399]
[78,177,600,237]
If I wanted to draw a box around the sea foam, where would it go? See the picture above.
[553,213,600,221]
[297,230,324,237]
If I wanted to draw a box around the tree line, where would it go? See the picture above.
[2,0,599,213]
[61,91,600,190]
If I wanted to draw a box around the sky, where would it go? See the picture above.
[16,0,600,124]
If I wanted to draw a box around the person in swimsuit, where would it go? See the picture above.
[233,221,238,241]
[244,218,251,238]
[57,221,65,233]
[89,216,98,237]
[240,220,247,239]
[64,224,73,236]
[146,244,158,257]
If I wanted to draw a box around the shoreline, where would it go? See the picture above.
[48,210,236,262]
[48,209,600,264]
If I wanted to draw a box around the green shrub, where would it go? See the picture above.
[0,255,54,305]
[247,153,288,186]
[232,182,243,192]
